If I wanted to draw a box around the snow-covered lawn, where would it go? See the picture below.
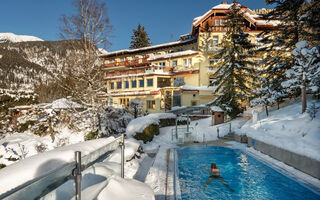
[238,101,320,161]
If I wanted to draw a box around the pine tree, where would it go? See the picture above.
[257,0,308,100]
[129,24,151,49]
[300,0,320,45]
[208,2,257,119]
[282,41,320,113]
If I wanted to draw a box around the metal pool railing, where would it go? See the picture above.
[0,134,125,200]
[171,127,195,144]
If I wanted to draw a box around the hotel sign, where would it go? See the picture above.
[252,8,273,15]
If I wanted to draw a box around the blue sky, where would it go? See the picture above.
[0,0,273,51]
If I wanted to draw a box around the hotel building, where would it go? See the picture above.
[100,1,277,113]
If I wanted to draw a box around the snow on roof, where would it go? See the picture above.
[100,39,196,57]
[193,3,233,26]
[193,3,278,27]
[147,50,199,61]
[211,106,224,112]
[51,98,85,109]
[180,84,216,91]
[0,32,43,43]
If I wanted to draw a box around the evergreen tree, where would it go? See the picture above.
[282,41,320,113]
[208,2,257,119]
[129,24,151,49]
[300,0,320,45]
[257,0,308,100]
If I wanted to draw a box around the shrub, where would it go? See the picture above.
[0,164,6,169]
[7,157,19,161]
[159,118,187,127]
[134,124,159,143]
[34,124,48,136]
[35,143,48,153]
[18,120,36,132]
[85,130,99,141]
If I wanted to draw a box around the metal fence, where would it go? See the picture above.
[1,134,124,200]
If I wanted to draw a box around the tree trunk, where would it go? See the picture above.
[265,105,269,117]
[277,101,280,110]
[301,86,307,113]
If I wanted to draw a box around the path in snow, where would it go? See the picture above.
[133,153,157,182]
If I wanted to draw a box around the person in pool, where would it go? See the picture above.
[202,163,234,192]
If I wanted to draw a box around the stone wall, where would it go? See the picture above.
[248,137,320,179]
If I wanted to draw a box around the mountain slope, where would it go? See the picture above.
[0,40,83,90]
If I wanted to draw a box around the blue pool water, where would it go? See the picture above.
[177,146,320,200]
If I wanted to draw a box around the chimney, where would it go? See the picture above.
[221,1,228,4]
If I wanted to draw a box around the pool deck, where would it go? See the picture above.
[179,138,232,147]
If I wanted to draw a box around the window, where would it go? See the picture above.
[220,19,225,25]
[147,79,153,87]
[191,101,197,106]
[139,79,144,87]
[117,81,122,89]
[215,19,220,25]
[209,58,218,65]
[131,56,135,60]
[159,62,165,66]
[109,98,113,105]
[110,82,114,90]
[120,57,125,62]
[147,100,156,109]
[184,58,192,66]
[209,77,215,85]
[132,80,137,88]
[109,59,114,63]
[174,77,185,87]
[125,81,129,88]
[172,60,178,67]
[212,36,218,45]
[183,59,187,66]
[188,58,192,66]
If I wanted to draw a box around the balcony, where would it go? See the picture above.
[104,56,150,69]
[172,65,199,73]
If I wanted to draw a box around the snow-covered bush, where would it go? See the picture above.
[99,107,133,137]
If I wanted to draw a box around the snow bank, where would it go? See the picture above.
[238,101,320,161]
[51,98,85,109]
[105,138,140,163]
[126,113,176,137]
[0,137,116,195]
[97,176,154,200]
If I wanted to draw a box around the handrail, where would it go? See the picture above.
[1,136,122,200]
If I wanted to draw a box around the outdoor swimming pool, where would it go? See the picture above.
[177,146,320,200]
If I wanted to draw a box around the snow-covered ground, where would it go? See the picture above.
[238,101,320,161]
[1,101,319,199]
